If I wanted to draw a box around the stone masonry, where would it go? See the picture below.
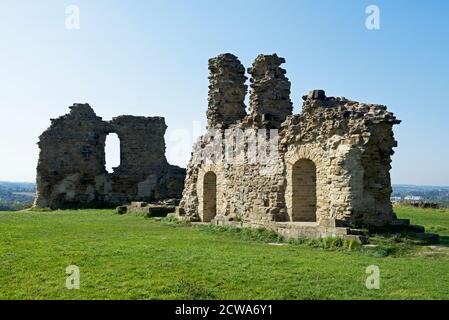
[206,53,248,129]
[34,104,185,209]
[248,54,293,128]
[178,53,411,241]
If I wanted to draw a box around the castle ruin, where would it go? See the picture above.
[178,53,404,241]
[34,104,185,209]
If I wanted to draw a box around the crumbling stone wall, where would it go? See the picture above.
[34,104,185,209]
[179,53,401,228]
[282,93,400,226]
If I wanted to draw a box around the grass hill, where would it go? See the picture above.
[0,206,448,299]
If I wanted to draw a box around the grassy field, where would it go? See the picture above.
[0,206,448,300]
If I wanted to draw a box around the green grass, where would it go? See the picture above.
[0,207,449,300]
[395,206,449,245]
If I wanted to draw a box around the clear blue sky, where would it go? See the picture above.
[0,0,448,185]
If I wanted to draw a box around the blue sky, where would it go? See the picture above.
[0,0,448,185]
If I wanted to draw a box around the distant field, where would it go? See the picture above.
[0,181,35,211]
[0,207,448,300]
[11,192,35,197]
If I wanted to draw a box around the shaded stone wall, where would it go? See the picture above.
[179,53,400,228]
[34,104,185,209]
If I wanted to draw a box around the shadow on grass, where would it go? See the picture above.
[157,279,217,300]
[438,236,449,246]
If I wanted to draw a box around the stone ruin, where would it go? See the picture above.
[177,53,436,242]
[33,53,437,243]
[34,104,185,209]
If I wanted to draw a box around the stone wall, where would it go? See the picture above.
[34,104,185,209]
[282,93,400,226]
[179,53,401,228]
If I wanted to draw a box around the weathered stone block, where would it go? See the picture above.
[116,206,127,215]
[307,89,326,100]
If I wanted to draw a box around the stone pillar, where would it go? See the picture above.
[206,53,247,128]
[248,54,293,128]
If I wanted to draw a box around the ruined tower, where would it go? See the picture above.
[178,53,404,241]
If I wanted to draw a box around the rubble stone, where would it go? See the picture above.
[124,201,175,217]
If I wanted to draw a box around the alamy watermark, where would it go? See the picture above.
[186,128,281,176]
[365,5,380,30]
[65,5,80,30]
[66,265,80,290]
[365,265,380,290]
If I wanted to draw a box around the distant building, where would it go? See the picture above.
[404,196,422,201]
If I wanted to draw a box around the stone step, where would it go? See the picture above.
[348,228,366,236]
[389,219,410,226]
[409,232,440,243]
[122,204,176,217]
[408,224,425,233]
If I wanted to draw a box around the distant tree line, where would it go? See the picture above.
[392,184,449,208]
[0,181,35,211]
[0,199,33,211]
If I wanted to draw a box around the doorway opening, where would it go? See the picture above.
[291,159,317,222]
[203,171,217,222]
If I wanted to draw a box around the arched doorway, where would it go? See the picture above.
[203,171,217,222]
[292,159,317,222]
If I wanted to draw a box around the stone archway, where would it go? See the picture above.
[291,159,317,222]
[202,171,217,222]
